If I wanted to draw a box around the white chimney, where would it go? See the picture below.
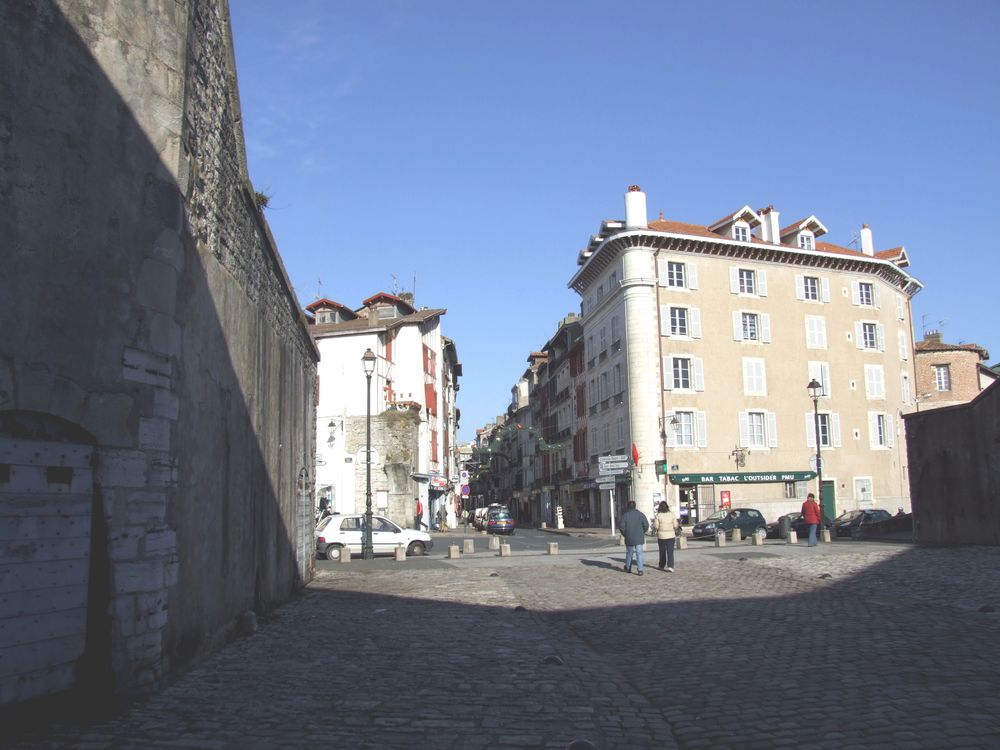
[758,205,780,244]
[624,185,647,230]
[860,224,874,256]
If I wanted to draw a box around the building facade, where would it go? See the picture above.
[568,187,923,524]
[309,293,461,529]
[913,331,995,411]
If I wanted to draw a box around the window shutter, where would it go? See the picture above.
[660,305,671,336]
[854,321,864,349]
[868,413,878,449]
[657,259,667,286]
[851,281,861,306]
[729,267,740,294]
[821,363,831,396]
[687,263,699,290]
[738,412,750,448]
[896,294,905,320]
[886,414,895,447]
[757,270,768,297]
[742,359,752,394]
[832,414,842,447]
[662,357,673,390]
[761,314,772,343]
[821,278,831,303]
[696,411,708,448]
[874,286,881,309]
[732,311,743,341]
[767,411,778,448]
[693,358,705,391]
[795,274,805,300]
[817,318,827,348]
[664,411,676,448]
[690,308,702,338]
[877,323,886,352]
[865,366,874,398]
[805,413,816,448]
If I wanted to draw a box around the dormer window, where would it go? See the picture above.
[734,223,750,243]
[798,233,814,250]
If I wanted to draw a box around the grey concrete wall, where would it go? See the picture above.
[0,0,317,703]
[904,381,1000,546]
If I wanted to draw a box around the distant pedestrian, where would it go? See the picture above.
[802,492,821,547]
[415,498,427,530]
[437,505,448,531]
[653,501,679,572]
[619,500,649,575]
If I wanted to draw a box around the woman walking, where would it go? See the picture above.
[654,501,679,572]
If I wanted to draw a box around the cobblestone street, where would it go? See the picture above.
[6,542,1000,749]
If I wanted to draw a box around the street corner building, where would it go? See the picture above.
[306,294,462,532]
[0,1,318,708]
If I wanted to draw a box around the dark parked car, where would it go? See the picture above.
[691,508,767,539]
[765,512,834,539]
[834,509,892,538]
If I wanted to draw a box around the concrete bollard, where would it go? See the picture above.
[715,531,726,547]
[787,530,798,544]
[547,542,558,555]
[463,539,475,554]
[395,546,406,561]
[447,544,461,559]
[489,536,500,551]
[751,530,765,546]
[731,528,742,543]
[500,543,512,557]
[677,535,688,550]
[822,528,832,543]
[541,522,547,529]
[480,529,487,535]
[338,547,350,564]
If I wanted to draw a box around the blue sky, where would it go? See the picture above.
[230,0,999,441]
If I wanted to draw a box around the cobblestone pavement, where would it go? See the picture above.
[6,542,1000,749]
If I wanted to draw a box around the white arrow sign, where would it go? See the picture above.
[598,458,631,468]
[597,482,616,490]
[597,467,629,476]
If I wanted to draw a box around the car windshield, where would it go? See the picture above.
[703,510,729,522]
[489,511,511,520]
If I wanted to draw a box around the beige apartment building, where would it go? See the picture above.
[570,188,923,524]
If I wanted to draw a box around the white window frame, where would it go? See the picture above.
[733,223,750,242]
[855,321,885,351]
[742,357,767,396]
[805,316,827,349]
[934,364,951,391]
[898,330,909,361]
[868,411,895,449]
[852,280,882,308]
[864,364,886,399]
[808,361,831,397]
[901,372,912,405]
[854,477,874,509]
[739,410,778,449]
[798,232,814,250]
[664,409,708,449]
[663,355,704,392]
[806,412,841,449]
[658,260,698,290]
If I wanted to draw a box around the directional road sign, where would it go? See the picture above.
[597,466,630,476]
[596,474,623,483]
[597,482,616,490]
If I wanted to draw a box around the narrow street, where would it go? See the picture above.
[6,541,1000,749]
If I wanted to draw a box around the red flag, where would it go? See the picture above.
[631,443,640,464]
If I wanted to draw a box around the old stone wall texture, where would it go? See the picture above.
[0,0,316,704]
[345,413,421,526]
[905,381,1000,545]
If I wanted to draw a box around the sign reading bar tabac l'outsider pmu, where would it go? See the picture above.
[668,471,817,485]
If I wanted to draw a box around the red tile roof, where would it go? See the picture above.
[305,298,352,313]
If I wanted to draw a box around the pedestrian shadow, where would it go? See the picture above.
[579,558,619,570]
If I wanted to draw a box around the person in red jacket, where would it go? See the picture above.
[801,492,821,547]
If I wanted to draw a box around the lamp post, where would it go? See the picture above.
[362,348,377,560]
[807,378,824,542]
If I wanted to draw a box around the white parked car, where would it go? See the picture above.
[315,513,433,561]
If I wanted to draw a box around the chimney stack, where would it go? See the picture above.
[757,205,780,244]
[624,185,647,230]
[860,224,874,256]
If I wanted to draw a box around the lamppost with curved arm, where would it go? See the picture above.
[808,378,824,543]
[362,348,377,560]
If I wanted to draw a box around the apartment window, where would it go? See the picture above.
[798,233,814,250]
[611,315,620,345]
[734,224,749,242]
[805,316,827,349]
[616,415,625,448]
[599,327,607,353]
[739,269,755,295]
[612,363,623,394]
[857,321,884,351]
[784,481,808,499]
[730,267,767,296]
[600,372,609,402]
[667,261,685,288]
[807,412,841,448]
[934,365,951,391]
[896,294,906,320]
[735,312,771,342]
[665,410,708,448]
[673,358,691,390]
[853,281,881,308]
[803,276,819,301]
[739,410,777,449]
[742,358,767,396]
[796,274,829,303]
[869,412,895,449]
[901,372,912,404]
[808,361,831,397]
[865,364,886,399]
[675,411,694,447]
[898,330,909,361]
[671,307,689,337]
[664,356,704,391]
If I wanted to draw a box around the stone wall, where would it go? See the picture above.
[0,0,317,705]
[904,381,1000,545]
[345,411,421,526]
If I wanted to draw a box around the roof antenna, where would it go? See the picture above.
[316,277,322,300]
[848,231,861,249]
[391,274,398,295]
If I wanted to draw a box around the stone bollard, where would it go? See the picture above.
[787,530,798,544]
[547,542,558,555]
[395,546,406,561]
[822,528,832,543]
[677,535,688,550]
[463,539,475,554]
[480,528,487,535]
[447,544,461,559]
[338,547,350,564]
[751,530,765,546]
[500,543,512,557]
[541,522,548,529]
[489,536,500,551]
[731,528,742,543]
[715,531,726,547]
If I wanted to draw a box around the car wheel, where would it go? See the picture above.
[407,541,426,556]
[325,544,343,561]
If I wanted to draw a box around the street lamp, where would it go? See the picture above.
[807,378,824,543]
[362,348,377,560]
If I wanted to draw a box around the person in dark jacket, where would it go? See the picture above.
[619,500,650,575]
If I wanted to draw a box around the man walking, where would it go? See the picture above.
[619,500,650,575]
[802,492,821,547]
